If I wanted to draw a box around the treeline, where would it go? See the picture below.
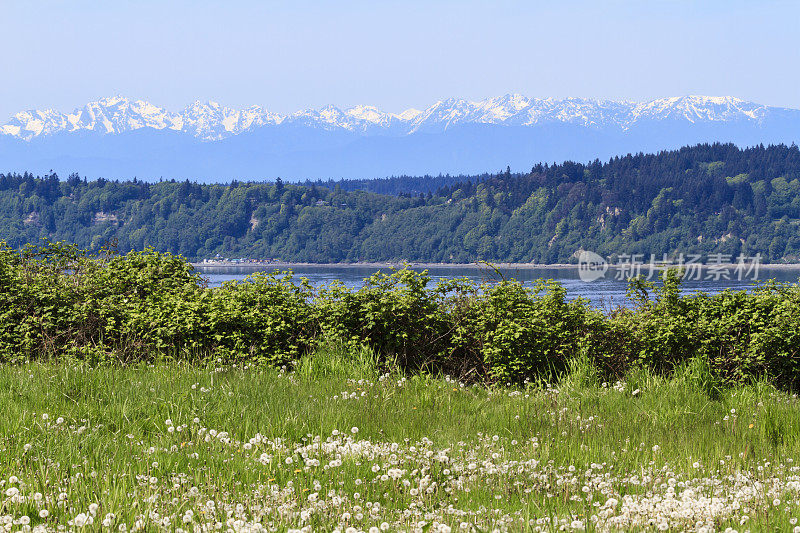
[3,244,800,391]
[301,172,492,197]
[1,143,800,262]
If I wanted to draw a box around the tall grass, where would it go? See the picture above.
[1,343,799,531]
[297,340,382,381]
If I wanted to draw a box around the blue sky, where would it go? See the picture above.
[1,0,798,118]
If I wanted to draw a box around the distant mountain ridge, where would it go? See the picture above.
[1,95,797,180]
[0,94,786,141]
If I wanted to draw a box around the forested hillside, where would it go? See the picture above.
[1,143,799,263]
[301,172,491,197]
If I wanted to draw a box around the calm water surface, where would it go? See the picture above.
[196,264,800,311]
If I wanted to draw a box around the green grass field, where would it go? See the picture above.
[1,345,799,532]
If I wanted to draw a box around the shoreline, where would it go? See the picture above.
[192,261,800,271]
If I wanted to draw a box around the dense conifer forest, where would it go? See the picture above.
[1,143,799,263]
[301,173,491,196]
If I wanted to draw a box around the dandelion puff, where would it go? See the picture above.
[570,519,585,530]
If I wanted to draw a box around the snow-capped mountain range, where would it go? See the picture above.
[0,95,797,181]
[0,95,784,142]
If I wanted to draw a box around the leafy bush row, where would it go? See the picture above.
[2,242,800,390]
[0,243,315,366]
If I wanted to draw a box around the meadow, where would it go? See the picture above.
[3,244,800,531]
[1,344,799,532]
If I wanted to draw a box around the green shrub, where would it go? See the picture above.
[450,279,595,385]
[80,248,209,361]
[611,271,800,389]
[315,268,449,372]
[0,243,210,362]
[207,271,317,365]
[0,241,94,361]
[1,242,800,391]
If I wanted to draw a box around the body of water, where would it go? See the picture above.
[195,264,800,310]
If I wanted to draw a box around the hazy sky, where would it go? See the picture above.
[1,0,798,119]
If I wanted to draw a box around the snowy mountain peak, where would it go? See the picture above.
[395,108,422,121]
[346,105,385,123]
[1,95,790,142]
[631,95,768,123]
